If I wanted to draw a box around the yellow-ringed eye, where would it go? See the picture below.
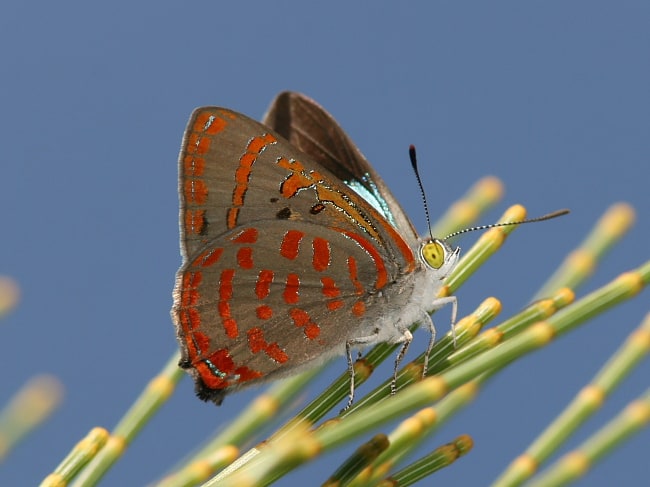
[421,241,445,269]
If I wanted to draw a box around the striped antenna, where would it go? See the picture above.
[444,209,570,240]
[408,144,569,240]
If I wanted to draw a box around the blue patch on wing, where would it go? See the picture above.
[345,174,396,227]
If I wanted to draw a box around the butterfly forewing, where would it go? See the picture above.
[177,107,415,267]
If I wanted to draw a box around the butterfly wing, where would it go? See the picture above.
[176,105,416,271]
[263,91,418,241]
[173,105,419,404]
[175,221,416,404]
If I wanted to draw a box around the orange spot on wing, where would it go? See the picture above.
[184,209,206,235]
[204,115,227,135]
[352,301,366,316]
[289,308,321,340]
[218,300,230,319]
[178,273,202,337]
[196,347,263,389]
[347,257,364,295]
[247,327,288,363]
[276,157,305,172]
[320,277,340,298]
[219,269,234,300]
[195,136,211,155]
[249,133,277,152]
[233,161,254,205]
[238,153,257,171]
[181,272,202,306]
[234,366,263,382]
[195,362,227,389]
[227,134,277,229]
[185,133,201,153]
[206,348,233,372]
[277,157,315,198]
[289,308,310,326]
[219,269,238,338]
[312,237,330,271]
[179,308,201,335]
[192,111,213,130]
[196,348,232,389]
[304,324,320,340]
[184,179,208,205]
[187,308,201,328]
[223,318,238,338]
[185,271,202,286]
[183,155,205,177]
[281,230,304,260]
[192,111,227,134]
[341,231,388,289]
[236,247,253,269]
[232,182,248,207]
[195,248,223,267]
[180,330,200,359]
[256,305,273,320]
[256,269,274,299]
[231,228,258,243]
[283,273,300,304]
[226,208,239,230]
[192,331,211,354]
[327,300,344,311]
[266,343,288,363]
[280,175,312,198]
[247,327,264,353]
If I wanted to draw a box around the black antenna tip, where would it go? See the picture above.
[407,145,434,239]
[409,145,417,169]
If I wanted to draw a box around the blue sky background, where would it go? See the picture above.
[1,2,648,485]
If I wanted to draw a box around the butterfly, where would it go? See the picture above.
[171,91,460,406]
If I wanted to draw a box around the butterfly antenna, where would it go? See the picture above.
[409,145,435,240]
[444,208,570,240]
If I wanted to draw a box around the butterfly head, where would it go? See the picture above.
[420,238,461,280]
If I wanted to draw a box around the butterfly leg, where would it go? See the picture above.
[420,311,436,378]
[420,296,458,379]
[343,341,355,411]
[391,329,413,394]
[342,334,384,411]
[429,295,458,343]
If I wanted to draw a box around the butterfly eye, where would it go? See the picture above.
[421,241,445,269]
